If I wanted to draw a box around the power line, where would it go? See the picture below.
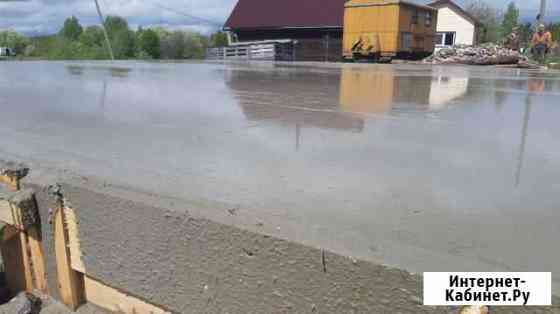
[151,3,223,27]
[94,0,115,60]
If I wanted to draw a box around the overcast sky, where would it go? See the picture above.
[0,0,559,36]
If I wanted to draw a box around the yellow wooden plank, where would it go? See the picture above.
[54,208,84,310]
[84,276,170,314]
[0,175,18,191]
[0,200,16,226]
[65,206,86,274]
[27,226,48,293]
[18,231,34,292]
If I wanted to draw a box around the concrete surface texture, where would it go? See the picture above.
[24,182,560,313]
[1,61,560,309]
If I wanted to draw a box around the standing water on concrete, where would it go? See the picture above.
[1,61,560,295]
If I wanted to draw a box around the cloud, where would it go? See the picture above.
[0,0,237,35]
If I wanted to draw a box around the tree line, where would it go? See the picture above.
[465,0,559,48]
[0,15,228,60]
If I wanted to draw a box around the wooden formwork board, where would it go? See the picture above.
[0,172,47,296]
[84,276,170,314]
[2,168,169,313]
[1,225,33,294]
[53,207,84,310]
[0,175,18,191]
[28,226,48,293]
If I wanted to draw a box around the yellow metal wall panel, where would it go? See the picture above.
[343,3,400,56]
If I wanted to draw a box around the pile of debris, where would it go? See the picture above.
[424,44,529,65]
[0,292,41,314]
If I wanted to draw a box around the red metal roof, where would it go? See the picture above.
[224,0,347,30]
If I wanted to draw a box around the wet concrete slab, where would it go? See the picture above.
[1,61,559,295]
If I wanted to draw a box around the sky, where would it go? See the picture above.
[0,0,559,36]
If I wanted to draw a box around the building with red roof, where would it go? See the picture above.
[224,0,347,61]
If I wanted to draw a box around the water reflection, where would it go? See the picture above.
[514,75,546,187]
[227,70,365,133]
[228,67,472,134]
[65,65,132,78]
[66,65,84,76]
[338,67,470,114]
[99,80,107,111]
[428,74,469,110]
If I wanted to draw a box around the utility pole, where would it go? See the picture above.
[538,0,547,25]
[94,0,115,60]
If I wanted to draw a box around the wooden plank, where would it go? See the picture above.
[54,208,84,310]
[27,226,48,293]
[0,162,29,191]
[65,207,86,274]
[18,231,34,292]
[0,199,16,226]
[0,175,18,191]
[84,276,170,314]
[1,226,29,296]
[0,189,39,231]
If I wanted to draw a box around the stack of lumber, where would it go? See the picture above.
[424,44,529,65]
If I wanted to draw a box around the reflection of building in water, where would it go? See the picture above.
[227,70,364,133]
[338,67,470,113]
[428,74,469,110]
[339,69,395,114]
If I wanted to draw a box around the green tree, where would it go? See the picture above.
[501,2,519,36]
[60,16,83,41]
[184,32,207,58]
[210,31,228,47]
[0,30,30,55]
[156,28,185,59]
[104,16,135,59]
[549,23,560,43]
[79,26,105,47]
[137,28,160,59]
[464,0,503,43]
[518,22,533,48]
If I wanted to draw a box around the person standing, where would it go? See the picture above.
[531,24,552,62]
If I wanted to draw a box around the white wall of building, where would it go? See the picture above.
[436,6,476,46]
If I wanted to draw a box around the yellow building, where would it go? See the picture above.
[343,0,438,61]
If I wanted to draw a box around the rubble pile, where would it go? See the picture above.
[424,44,529,65]
[0,292,41,314]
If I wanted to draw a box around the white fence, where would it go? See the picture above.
[206,42,295,61]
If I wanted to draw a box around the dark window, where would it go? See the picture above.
[401,33,413,50]
[436,32,455,46]
[444,32,455,45]
[425,12,433,26]
[412,9,419,24]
